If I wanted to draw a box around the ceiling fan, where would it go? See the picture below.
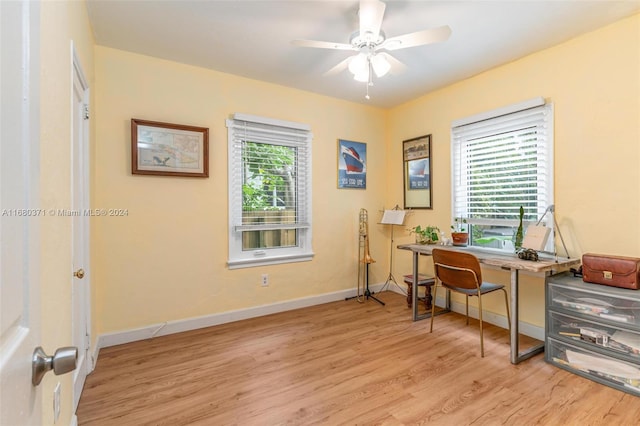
[292,0,451,99]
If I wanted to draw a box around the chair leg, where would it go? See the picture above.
[502,288,511,333]
[478,292,484,357]
[465,296,469,325]
[429,284,437,332]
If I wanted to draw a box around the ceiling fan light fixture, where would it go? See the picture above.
[348,53,368,76]
[353,68,369,83]
[371,54,390,78]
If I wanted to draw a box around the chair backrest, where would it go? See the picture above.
[432,248,483,290]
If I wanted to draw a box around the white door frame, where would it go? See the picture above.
[71,43,92,412]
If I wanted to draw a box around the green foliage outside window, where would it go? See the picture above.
[242,142,295,211]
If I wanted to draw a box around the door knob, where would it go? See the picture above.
[73,268,85,279]
[32,346,78,386]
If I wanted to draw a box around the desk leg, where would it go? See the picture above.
[411,251,449,321]
[412,251,419,321]
[509,269,544,364]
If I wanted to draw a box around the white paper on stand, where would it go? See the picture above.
[380,209,406,225]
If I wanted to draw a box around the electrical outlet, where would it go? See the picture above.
[261,273,269,286]
[53,382,61,423]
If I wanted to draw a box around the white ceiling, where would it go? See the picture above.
[86,0,640,108]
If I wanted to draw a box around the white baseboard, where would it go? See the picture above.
[93,281,542,365]
[94,282,387,359]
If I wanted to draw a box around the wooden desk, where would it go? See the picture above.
[398,244,580,364]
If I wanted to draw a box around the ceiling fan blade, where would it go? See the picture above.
[359,0,386,38]
[378,52,406,74]
[382,25,452,51]
[323,56,354,76]
[292,39,354,51]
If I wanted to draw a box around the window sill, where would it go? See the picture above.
[227,252,314,270]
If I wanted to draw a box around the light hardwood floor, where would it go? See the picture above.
[77,291,640,425]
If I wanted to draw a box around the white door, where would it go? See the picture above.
[0,0,43,424]
[71,48,92,411]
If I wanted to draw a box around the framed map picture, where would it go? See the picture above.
[131,118,209,177]
[337,139,367,189]
[403,134,432,209]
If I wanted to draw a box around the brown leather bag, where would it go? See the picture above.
[582,253,640,290]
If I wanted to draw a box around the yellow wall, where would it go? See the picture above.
[389,14,640,325]
[39,1,95,424]
[93,47,389,333]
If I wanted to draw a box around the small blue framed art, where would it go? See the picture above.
[338,139,367,189]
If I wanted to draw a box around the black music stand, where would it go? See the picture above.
[379,206,406,292]
[345,262,385,305]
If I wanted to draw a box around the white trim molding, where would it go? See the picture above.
[94,282,541,364]
[95,283,386,353]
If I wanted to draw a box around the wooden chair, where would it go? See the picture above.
[403,274,435,310]
[430,248,511,357]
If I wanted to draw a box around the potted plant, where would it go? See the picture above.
[409,225,440,244]
[451,217,469,246]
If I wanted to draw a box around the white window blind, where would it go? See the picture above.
[451,100,554,251]
[227,113,313,268]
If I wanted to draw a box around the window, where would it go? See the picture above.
[227,113,313,268]
[451,98,554,253]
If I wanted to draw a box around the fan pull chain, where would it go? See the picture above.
[365,58,373,100]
